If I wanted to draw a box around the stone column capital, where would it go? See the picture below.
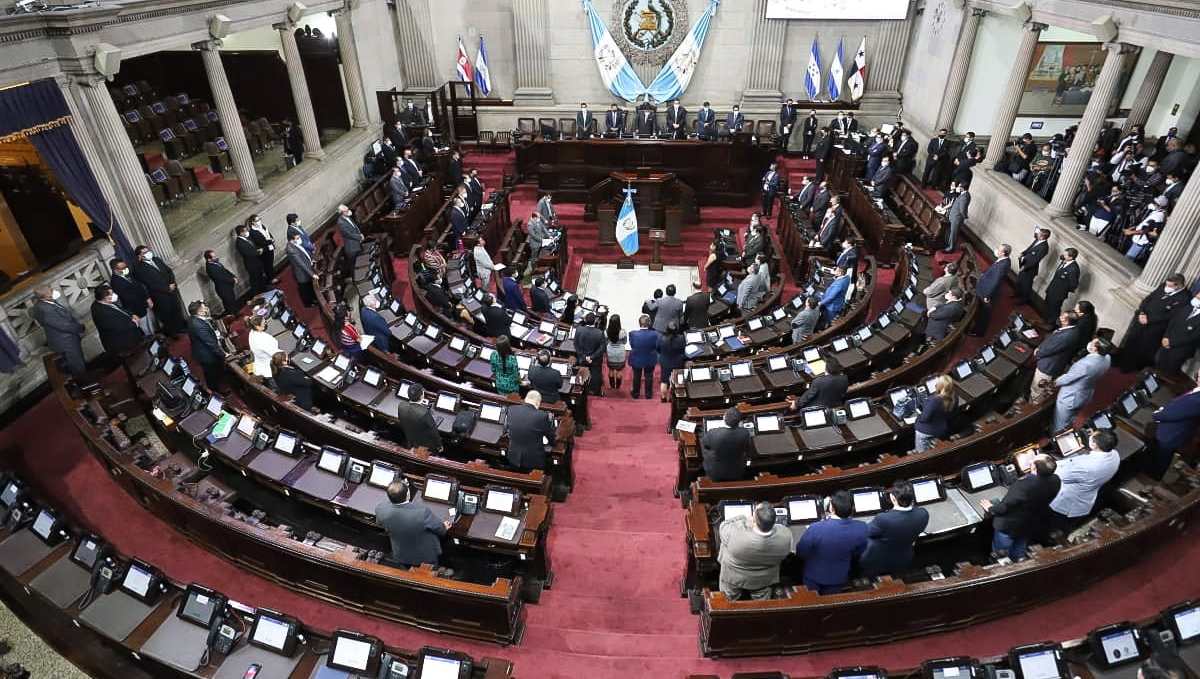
[1102,42,1139,55]
[272,21,293,32]
[1026,21,1048,32]
[192,39,221,51]
[971,7,988,17]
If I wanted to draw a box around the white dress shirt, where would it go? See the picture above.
[249,329,281,379]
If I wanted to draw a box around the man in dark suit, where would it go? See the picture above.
[814,196,844,254]
[700,408,752,481]
[499,273,527,312]
[286,232,316,308]
[203,250,238,315]
[697,101,717,141]
[447,149,463,188]
[359,294,392,353]
[667,99,687,140]
[91,285,142,358]
[1118,274,1190,372]
[528,350,563,404]
[628,314,659,399]
[925,288,965,342]
[448,198,470,243]
[972,244,1012,336]
[789,360,848,409]
[1148,373,1200,478]
[859,481,931,577]
[957,131,978,164]
[1030,312,1079,402]
[636,105,657,136]
[833,111,852,137]
[385,119,408,150]
[281,119,303,165]
[186,300,227,392]
[248,213,277,275]
[393,384,442,453]
[1156,290,1200,375]
[132,245,185,335]
[465,168,485,214]
[1015,228,1050,304]
[922,128,951,189]
[791,175,816,213]
[760,163,781,218]
[942,181,970,253]
[575,102,593,139]
[801,110,820,157]
[795,490,868,594]
[812,128,833,184]
[423,279,452,315]
[399,148,422,188]
[274,354,316,411]
[337,204,364,278]
[398,99,425,126]
[684,282,710,330]
[865,133,888,180]
[574,312,606,396]
[109,258,152,336]
[374,479,450,568]
[285,213,313,254]
[480,293,509,338]
[981,455,1060,560]
[835,240,858,275]
[870,156,895,200]
[530,278,552,314]
[1043,247,1080,322]
[809,180,831,227]
[505,391,556,471]
[778,99,797,150]
[892,129,918,175]
[234,225,267,294]
[388,166,409,208]
[31,287,85,377]
[605,104,623,136]
[724,105,744,137]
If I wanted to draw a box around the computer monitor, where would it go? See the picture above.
[768,356,788,371]
[962,463,997,492]
[856,327,872,341]
[516,355,532,371]
[846,399,871,420]
[236,414,258,438]
[685,331,704,344]
[748,318,764,331]
[786,496,821,524]
[954,361,974,380]
[1142,374,1159,394]
[832,337,850,352]
[249,609,298,656]
[1010,644,1066,679]
[911,478,944,504]
[1163,601,1200,645]
[1091,412,1114,431]
[363,369,382,387]
[1087,623,1144,669]
[1119,393,1139,415]
[368,463,398,488]
[292,324,307,340]
[119,560,160,603]
[205,395,224,417]
[851,490,883,515]
[801,407,828,429]
[1054,431,1084,456]
[690,367,713,382]
[998,331,1013,348]
[706,418,727,431]
[423,324,441,339]
[878,313,892,328]
[803,348,821,362]
[731,362,752,378]
[327,631,382,674]
[888,388,910,408]
[334,355,352,371]
[317,448,346,475]
[484,487,518,515]
[30,508,59,542]
[0,479,21,509]
[182,378,196,396]
[829,666,886,679]
[981,346,997,364]
[755,414,781,433]
[480,403,503,423]
[273,432,297,455]
[721,501,753,522]
[417,649,471,679]
[177,584,225,628]
[423,476,456,503]
[70,535,104,570]
[923,658,977,679]
[435,393,459,412]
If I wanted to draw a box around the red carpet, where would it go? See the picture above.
[2,155,1195,678]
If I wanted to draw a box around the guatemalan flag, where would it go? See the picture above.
[848,38,867,102]
[454,36,475,84]
[828,38,844,102]
[645,0,720,102]
[473,36,493,96]
[582,0,645,102]
[616,190,639,257]
[804,38,822,101]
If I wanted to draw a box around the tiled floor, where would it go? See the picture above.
[0,601,87,677]
[576,263,698,331]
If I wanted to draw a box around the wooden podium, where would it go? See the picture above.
[648,229,666,271]
[593,168,693,248]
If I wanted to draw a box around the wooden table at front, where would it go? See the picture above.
[515,138,776,207]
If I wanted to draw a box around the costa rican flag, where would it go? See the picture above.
[616,189,639,256]
[804,37,822,101]
[455,36,475,84]
[848,38,867,102]
[828,38,844,102]
[474,36,493,96]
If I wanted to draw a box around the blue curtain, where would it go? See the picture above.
[0,79,134,262]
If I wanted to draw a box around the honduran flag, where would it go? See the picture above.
[455,36,475,84]
[848,38,867,102]
[804,37,822,101]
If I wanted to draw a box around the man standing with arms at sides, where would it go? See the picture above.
[1155,289,1200,376]
[701,408,752,481]
[778,98,797,151]
[941,180,970,253]
[980,455,1060,561]
[812,126,833,184]
[505,391,557,471]
[1015,227,1050,305]
[1052,338,1112,432]
[91,285,142,359]
[761,163,781,218]
[795,490,868,594]
[186,300,227,393]
[32,286,85,377]
[473,236,496,290]
[802,109,820,158]
[893,128,919,175]
[285,213,313,254]
[530,277,551,314]
[234,224,267,295]
[1147,368,1200,479]
[858,481,930,577]
[393,384,442,453]
[109,258,154,336]
[575,102,593,139]
[697,101,717,141]
[725,105,744,137]
[667,99,688,140]
[923,128,950,189]
[810,179,831,227]
[684,281,710,330]
[717,502,792,601]
[791,175,817,213]
[204,250,239,316]
[636,104,657,136]
[528,350,563,405]
[537,192,557,225]
[648,284,684,334]
[971,244,1011,336]
[865,131,888,180]
[286,231,317,308]
[132,245,186,336]
[605,103,622,137]
[1043,247,1081,323]
[374,479,452,570]
[628,314,659,399]
[574,312,606,397]
[336,204,363,279]
[1118,274,1190,373]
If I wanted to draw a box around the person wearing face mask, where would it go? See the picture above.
[1160,173,1183,208]
[32,286,86,377]
[109,258,154,335]
[1015,228,1050,305]
[132,245,186,335]
[234,224,268,294]
[697,101,717,141]
[575,102,593,139]
[187,300,227,393]
[870,155,894,201]
[942,180,970,253]
[778,99,797,149]
[1043,247,1080,323]
[865,132,887,181]
[286,231,316,307]
[922,128,950,189]
[725,105,744,138]
[91,284,143,358]
[761,163,780,218]
[1147,367,1200,479]
[801,109,819,157]
[246,214,275,283]
[667,99,687,140]
[203,250,239,316]
[1155,290,1200,376]
[1118,274,1191,373]
[892,129,918,175]
[285,213,313,255]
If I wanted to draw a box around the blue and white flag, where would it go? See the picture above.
[804,38,822,101]
[616,189,639,256]
[828,38,844,102]
[645,0,719,102]
[582,0,646,102]
[474,36,493,96]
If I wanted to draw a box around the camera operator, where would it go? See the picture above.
[1123,195,1169,262]
[1025,141,1060,194]
[997,133,1037,181]
[1083,183,1125,237]
[1110,140,1147,182]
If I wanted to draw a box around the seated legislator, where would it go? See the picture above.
[858,481,930,577]
[700,408,752,482]
[981,454,1060,560]
[394,383,443,453]
[795,490,868,594]
[528,350,563,405]
[1049,428,1119,530]
[717,502,792,601]
[505,391,557,472]
[374,478,452,568]
[925,287,966,342]
[788,359,848,410]
[271,352,316,412]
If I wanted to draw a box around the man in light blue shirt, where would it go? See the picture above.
[1052,338,1112,432]
[1049,429,1120,530]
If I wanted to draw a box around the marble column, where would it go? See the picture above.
[71,75,179,263]
[513,0,554,105]
[985,22,1045,166]
[870,4,915,94]
[333,5,370,129]
[936,7,987,133]
[276,23,326,159]
[1134,172,1200,294]
[1046,43,1134,216]
[1124,50,1173,133]
[742,0,786,105]
[194,40,265,201]
[390,0,438,90]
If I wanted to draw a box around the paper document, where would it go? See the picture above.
[495,516,520,541]
[359,336,375,350]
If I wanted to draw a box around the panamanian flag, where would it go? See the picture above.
[848,38,867,102]
[616,190,639,256]
[804,37,822,101]
[455,36,475,83]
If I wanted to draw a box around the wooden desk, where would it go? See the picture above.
[593,170,690,247]
[515,138,775,207]
[845,179,909,264]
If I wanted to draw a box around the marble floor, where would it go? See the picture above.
[576,263,698,332]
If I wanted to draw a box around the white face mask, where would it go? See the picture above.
[51,289,61,301]
[107,295,118,305]
[1192,298,1200,309]
[142,251,154,260]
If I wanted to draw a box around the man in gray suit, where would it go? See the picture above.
[648,284,684,334]
[536,193,557,224]
[388,166,409,210]
[526,210,552,269]
[32,287,86,377]
[940,181,970,253]
[374,478,451,568]
[922,261,962,311]
[1052,338,1112,431]
[286,232,316,307]
[336,204,363,277]
[791,297,821,342]
[737,262,767,312]
[717,502,792,600]
[473,236,496,289]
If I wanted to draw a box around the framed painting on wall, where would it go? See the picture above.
[1019,42,1140,118]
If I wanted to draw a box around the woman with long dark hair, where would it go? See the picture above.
[559,294,578,325]
[333,303,363,356]
[656,321,687,402]
[605,314,628,391]
[490,334,521,395]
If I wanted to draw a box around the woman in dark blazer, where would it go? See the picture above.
[271,352,316,411]
[656,320,687,402]
[915,374,957,452]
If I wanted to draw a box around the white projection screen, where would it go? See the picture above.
[766,0,909,20]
